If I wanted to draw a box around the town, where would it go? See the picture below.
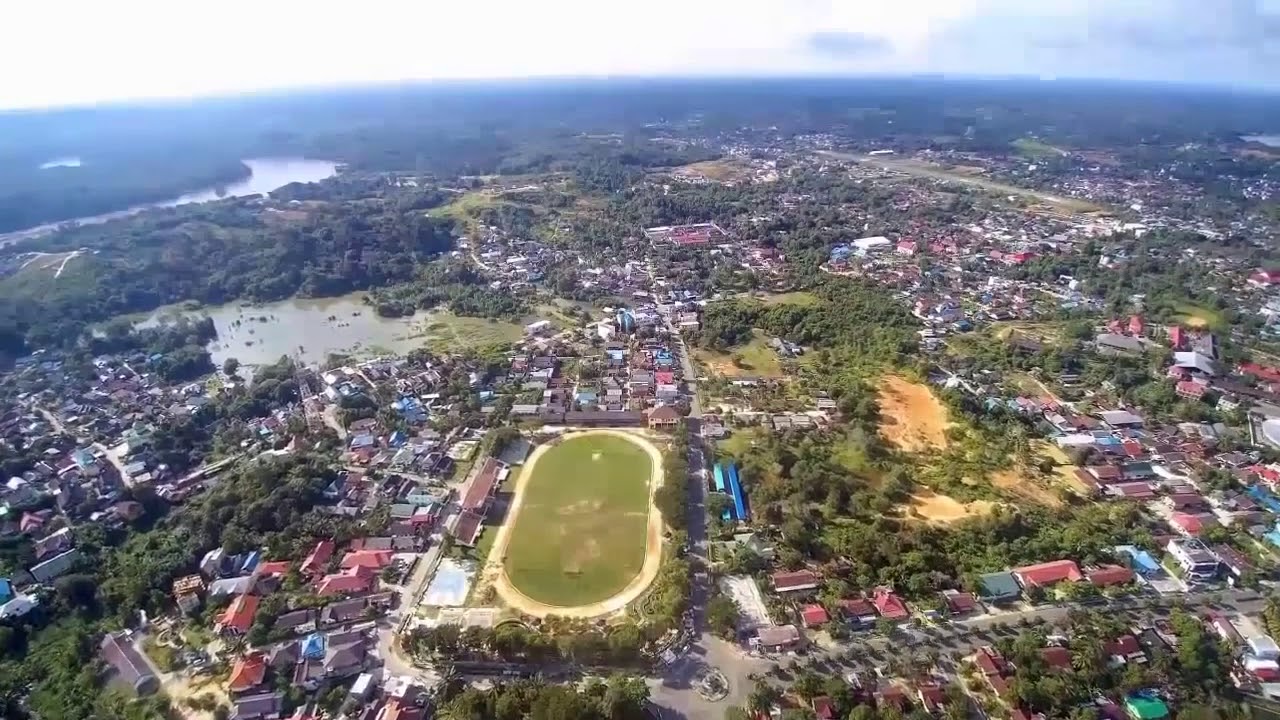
[1,79,1280,720]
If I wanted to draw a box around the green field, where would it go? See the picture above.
[412,310,524,352]
[1173,302,1226,330]
[694,329,785,377]
[503,434,654,607]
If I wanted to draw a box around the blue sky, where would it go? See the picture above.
[3,0,1278,108]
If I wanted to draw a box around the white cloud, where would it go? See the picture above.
[1,0,1276,109]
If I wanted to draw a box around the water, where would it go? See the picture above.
[141,294,420,367]
[1,157,338,245]
[1243,135,1280,148]
[39,157,82,169]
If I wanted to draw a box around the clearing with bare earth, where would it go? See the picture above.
[876,375,951,452]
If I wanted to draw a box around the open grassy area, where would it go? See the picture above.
[413,310,524,352]
[502,434,654,607]
[1012,138,1068,160]
[694,329,785,378]
[1173,302,1226,330]
[428,191,507,233]
[743,291,820,307]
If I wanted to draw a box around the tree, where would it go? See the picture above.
[223,357,241,376]
[707,595,741,639]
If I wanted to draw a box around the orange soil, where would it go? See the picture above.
[877,375,951,452]
[908,491,995,524]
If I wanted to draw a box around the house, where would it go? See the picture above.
[274,608,318,635]
[229,653,269,695]
[340,550,393,571]
[315,566,377,597]
[321,597,369,626]
[300,540,336,576]
[30,548,80,582]
[976,571,1022,602]
[1106,635,1147,665]
[771,570,820,594]
[218,594,260,636]
[800,604,829,628]
[754,624,802,653]
[1210,544,1253,582]
[646,405,682,430]
[872,586,909,621]
[453,510,484,547]
[838,597,878,625]
[0,592,40,620]
[101,632,159,695]
[173,574,205,613]
[940,590,979,616]
[1011,560,1083,589]
[1167,538,1219,580]
[1041,646,1072,672]
[1087,565,1135,588]
[231,692,284,720]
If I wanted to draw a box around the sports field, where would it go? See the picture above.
[500,432,657,609]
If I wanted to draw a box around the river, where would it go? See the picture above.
[0,157,339,246]
[1242,135,1280,148]
[140,294,527,367]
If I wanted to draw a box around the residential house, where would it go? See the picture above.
[754,624,802,653]
[101,632,159,695]
[231,692,284,720]
[872,586,909,621]
[1011,560,1083,589]
[218,594,260,637]
[1167,538,1219,580]
[646,405,682,431]
[800,604,829,628]
[771,570,820,594]
[838,598,878,626]
[940,590,979,617]
[229,653,269,695]
[30,548,80,582]
[976,571,1022,603]
[1087,565,1136,588]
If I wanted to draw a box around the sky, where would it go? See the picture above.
[3,0,1279,109]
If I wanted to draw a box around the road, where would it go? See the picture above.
[38,406,136,486]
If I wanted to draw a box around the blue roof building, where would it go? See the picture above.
[301,633,326,660]
[726,463,748,522]
[0,578,12,603]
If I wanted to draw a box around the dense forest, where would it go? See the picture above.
[0,200,456,355]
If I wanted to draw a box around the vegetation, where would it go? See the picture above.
[503,434,654,607]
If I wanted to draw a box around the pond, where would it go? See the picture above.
[141,293,527,367]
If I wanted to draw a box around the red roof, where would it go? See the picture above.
[218,594,259,634]
[340,550,393,570]
[771,570,820,592]
[461,459,501,511]
[812,696,835,720]
[839,597,876,618]
[453,510,484,547]
[1241,362,1280,384]
[229,653,268,693]
[315,567,376,597]
[1112,482,1155,499]
[800,604,830,628]
[1128,315,1145,335]
[256,561,291,578]
[872,586,909,620]
[1106,634,1142,657]
[655,371,676,385]
[1087,565,1135,587]
[301,540,335,576]
[1012,560,1083,587]
[943,591,978,614]
[974,648,1004,676]
[1170,512,1205,536]
[1041,646,1072,670]
[1176,381,1207,398]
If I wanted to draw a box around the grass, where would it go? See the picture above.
[503,434,653,607]
[743,291,819,307]
[143,636,178,672]
[1173,302,1226,330]
[694,330,785,378]
[428,191,508,234]
[413,311,524,352]
[1012,138,1067,160]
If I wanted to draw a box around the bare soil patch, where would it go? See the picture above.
[877,375,951,452]
[908,490,995,524]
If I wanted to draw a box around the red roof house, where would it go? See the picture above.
[1176,381,1208,399]
[1128,315,1145,336]
[1169,512,1208,537]
[256,561,291,578]
[838,597,877,622]
[315,566,376,597]
[340,550,393,571]
[300,540,335,576]
[800,604,830,628]
[1011,560,1083,588]
[811,697,835,720]
[771,570,820,593]
[228,653,268,694]
[1041,646,1072,671]
[217,594,259,636]
[1086,565,1135,587]
[461,459,502,511]
[872,586,909,620]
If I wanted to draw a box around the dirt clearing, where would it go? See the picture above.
[908,491,995,524]
[877,375,951,451]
